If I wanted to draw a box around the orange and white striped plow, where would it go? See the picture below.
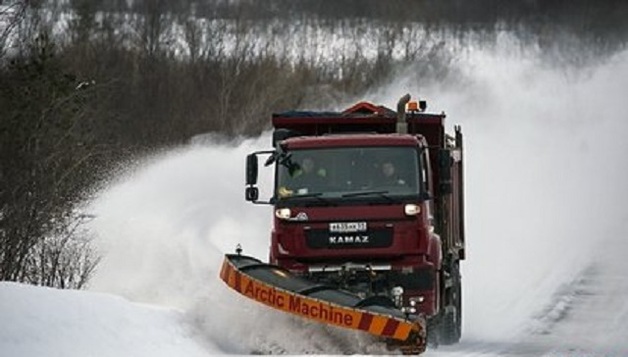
[220,254,426,354]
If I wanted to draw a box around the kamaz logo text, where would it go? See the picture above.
[329,235,370,244]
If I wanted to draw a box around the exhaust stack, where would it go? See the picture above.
[396,93,411,134]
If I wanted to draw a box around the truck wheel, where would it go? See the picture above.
[440,265,462,345]
[426,317,440,348]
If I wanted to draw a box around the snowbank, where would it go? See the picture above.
[0,282,215,357]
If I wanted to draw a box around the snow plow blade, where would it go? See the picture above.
[220,253,426,354]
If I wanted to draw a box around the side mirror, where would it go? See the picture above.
[439,149,453,195]
[245,186,259,202]
[246,154,258,185]
[244,149,275,205]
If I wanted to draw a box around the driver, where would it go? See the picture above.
[279,157,327,196]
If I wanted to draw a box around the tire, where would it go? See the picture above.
[439,264,462,345]
[426,317,440,348]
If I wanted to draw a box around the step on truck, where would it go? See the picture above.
[221,94,465,353]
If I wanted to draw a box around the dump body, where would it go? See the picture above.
[244,96,465,347]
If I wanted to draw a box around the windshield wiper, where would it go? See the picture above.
[281,192,334,205]
[341,190,398,203]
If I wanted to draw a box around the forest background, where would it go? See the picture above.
[1,0,626,289]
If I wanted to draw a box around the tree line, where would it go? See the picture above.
[1,0,626,289]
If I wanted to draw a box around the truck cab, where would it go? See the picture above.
[245,95,465,345]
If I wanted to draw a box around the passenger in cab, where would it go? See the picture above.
[377,160,406,187]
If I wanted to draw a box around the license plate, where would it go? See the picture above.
[329,221,367,233]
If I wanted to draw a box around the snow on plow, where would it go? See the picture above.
[220,253,426,354]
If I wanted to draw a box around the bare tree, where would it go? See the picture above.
[0,30,103,287]
[24,213,100,289]
[0,1,27,61]
[134,0,168,58]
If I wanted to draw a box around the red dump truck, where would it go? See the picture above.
[222,94,465,353]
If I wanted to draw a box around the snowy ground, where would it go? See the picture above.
[2,41,628,356]
[0,282,215,357]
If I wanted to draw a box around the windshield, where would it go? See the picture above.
[275,146,421,201]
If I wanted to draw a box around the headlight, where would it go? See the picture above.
[410,296,425,305]
[275,208,291,220]
[404,204,421,216]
